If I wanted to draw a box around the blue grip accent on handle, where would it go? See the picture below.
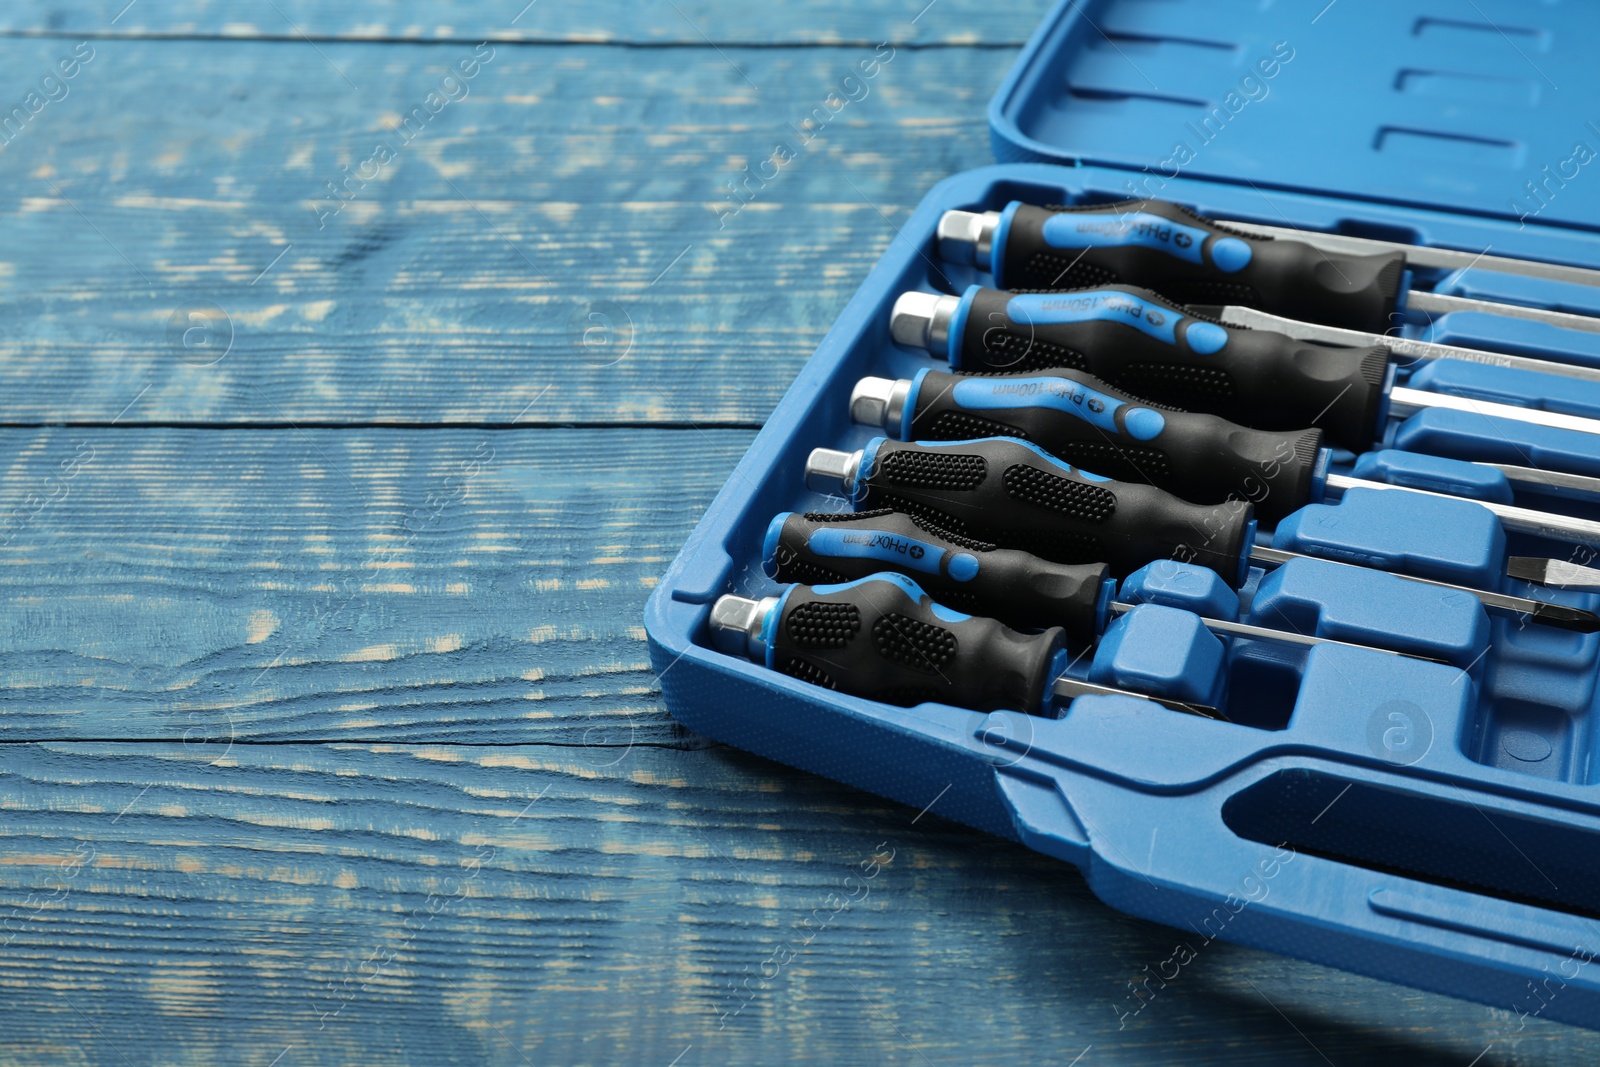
[949,375,1167,441]
[1308,447,1331,506]
[1006,290,1181,346]
[1184,320,1229,354]
[1092,575,1116,635]
[1209,237,1253,273]
[855,437,887,508]
[808,573,972,622]
[946,284,979,367]
[763,585,796,670]
[1040,210,1212,265]
[808,573,911,598]
[909,434,1117,483]
[806,527,946,577]
[1121,407,1166,441]
[903,368,928,442]
[763,512,790,577]
[948,552,980,582]
[990,202,1021,289]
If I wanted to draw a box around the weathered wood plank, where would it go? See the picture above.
[0,1,1052,45]
[0,740,1591,1066]
[0,40,1004,426]
[0,427,752,742]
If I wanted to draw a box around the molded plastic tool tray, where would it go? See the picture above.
[644,163,1600,1028]
[989,0,1600,232]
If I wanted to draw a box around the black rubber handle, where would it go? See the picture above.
[952,285,1389,452]
[852,437,1255,585]
[901,368,1324,522]
[770,573,1063,715]
[767,508,1112,640]
[994,200,1406,333]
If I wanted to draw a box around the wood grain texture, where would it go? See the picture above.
[0,427,752,742]
[0,39,1003,426]
[0,4,1592,1061]
[0,1,1052,45]
[0,741,1591,1067]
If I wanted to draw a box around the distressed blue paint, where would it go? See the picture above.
[0,742,1588,1066]
[0,2,1586,1062]
[0,41,1014,427]
[0,1,1052,44]
[0,427,747,742]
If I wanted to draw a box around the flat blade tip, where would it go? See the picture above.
[1504,556,1546,583]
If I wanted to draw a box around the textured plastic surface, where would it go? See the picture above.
[1350,449,1513,505]
[1089,604,1224,707]
[988,0,1600,232]
[645,163,1600,1028]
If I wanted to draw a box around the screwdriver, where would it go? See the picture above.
[802,435,1600,633]
[710,572,1226,718]
[936,198,1600,336]
[889,284,1600,452]
[764,508,1445,664]
[848,366,1600,545]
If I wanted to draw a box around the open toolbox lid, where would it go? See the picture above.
[989,0,1600,231]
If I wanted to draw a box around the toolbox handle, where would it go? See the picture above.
[994,758,1600,1027]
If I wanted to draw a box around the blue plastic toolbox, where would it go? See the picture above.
[645,0,1600,1027]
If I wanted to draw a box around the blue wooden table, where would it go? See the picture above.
[0,3,1595,1063]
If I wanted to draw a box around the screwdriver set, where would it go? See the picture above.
[645,0,1600,1028]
